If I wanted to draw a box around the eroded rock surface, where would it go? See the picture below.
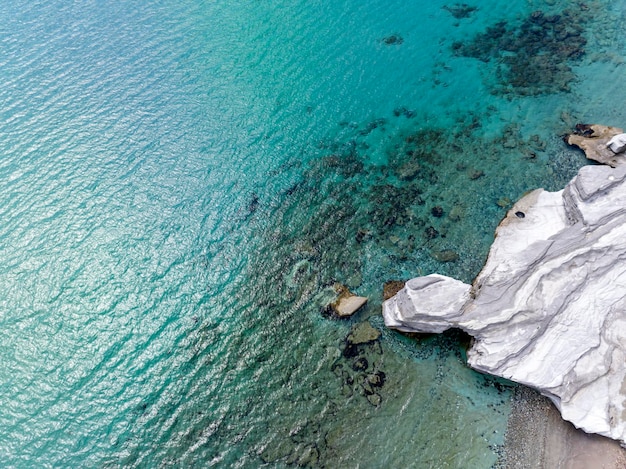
[383,134,626,444]
[567,123,624,166]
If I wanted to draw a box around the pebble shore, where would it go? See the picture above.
[499,386,626,468]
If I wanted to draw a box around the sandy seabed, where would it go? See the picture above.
[501,386,626,469]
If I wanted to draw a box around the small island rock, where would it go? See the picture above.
[328,283,368,318]
[567,123,624,167]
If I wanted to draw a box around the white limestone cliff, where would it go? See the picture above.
[384,128,626,444]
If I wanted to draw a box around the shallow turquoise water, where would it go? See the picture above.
[1,0,626,467]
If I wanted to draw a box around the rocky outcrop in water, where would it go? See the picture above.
[567,123,624,166]
[384,126,626,444]
[325,283,368,318]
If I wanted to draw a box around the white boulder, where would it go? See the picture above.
[607,133,626,153]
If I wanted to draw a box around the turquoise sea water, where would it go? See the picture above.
[2,1,626,467]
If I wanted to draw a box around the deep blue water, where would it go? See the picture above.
[1,1,626,467]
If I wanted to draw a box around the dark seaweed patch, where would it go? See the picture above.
[453,9,588,95]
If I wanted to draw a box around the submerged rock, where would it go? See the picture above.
[351,357,368,372]
[442,3,478,19]
[383,133,626,444]
[430,249,459,263]
[347,321,381,345]
[397,161,421,181]
[382,34,403,45]
[431,206,444,218]
[448,205,464,221]
[425,226,439,239]
[366,393,382,407]
[468,169,484,180]
[496,196,512,208]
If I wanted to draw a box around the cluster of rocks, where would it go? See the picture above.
[366,126,484,253]
[332,321,385,407]
[259,320,386,467]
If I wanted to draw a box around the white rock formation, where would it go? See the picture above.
[608,133,626,154]
[384,159,626,444]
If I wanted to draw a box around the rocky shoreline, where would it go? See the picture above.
[383,125,626,461]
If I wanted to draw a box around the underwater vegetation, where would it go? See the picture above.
[453,8,588,95]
